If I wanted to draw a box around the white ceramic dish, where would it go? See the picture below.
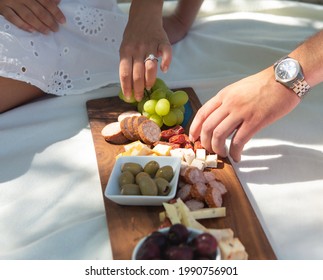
[132,227,221,260]
[105,156,181,206]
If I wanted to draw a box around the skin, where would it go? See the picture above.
[189,30,323,162]
[0,0,66,34]
[0,0,203,113]
[119,0,204,102]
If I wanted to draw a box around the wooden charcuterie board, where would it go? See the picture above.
[86,87,276,260]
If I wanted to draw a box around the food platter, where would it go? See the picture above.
[86,87,277,260]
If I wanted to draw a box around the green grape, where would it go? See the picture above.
[151,78,168,92]
[155,98,170,116]
[143,99,157,115]
[137,96,149,113]
[163,111,177,127]
[150,88,167,100]
[172,108,184,125]
[178,105,185,113]
[118,89,136,104]
[165,89,174,101]
[149,114,163,127]
[142,111,151,118]
[169,90,189,107]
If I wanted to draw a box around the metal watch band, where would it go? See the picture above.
[292,78,310,98]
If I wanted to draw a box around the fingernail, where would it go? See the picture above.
[161,65,168,73]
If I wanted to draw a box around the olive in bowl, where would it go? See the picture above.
[105,156,181,206]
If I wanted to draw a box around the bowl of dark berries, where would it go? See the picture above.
[132,223,221,260]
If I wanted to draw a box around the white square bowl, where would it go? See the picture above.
[105,156,181,206]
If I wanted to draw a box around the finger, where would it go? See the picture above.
[209,114,242,158]
[119,56,133,100]
[158,42,172,73]
[144,54,158,91]
[0,7,35,32]
[26,1,59,33]
[189,96,222,142]
[132,57,145,101]
[229,121,260,162]
[39,0,66,24]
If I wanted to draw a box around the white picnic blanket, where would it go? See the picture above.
[1,0,323,259]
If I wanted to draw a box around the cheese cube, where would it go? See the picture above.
[152,144,172,156]
[190,158,206,171]
[205,154,218,168]
[183,148,195,165]
[170,148,184,159]
[195,148,206,161]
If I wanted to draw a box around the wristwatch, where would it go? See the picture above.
[274,56,310,98]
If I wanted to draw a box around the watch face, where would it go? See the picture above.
[275,58,300,82]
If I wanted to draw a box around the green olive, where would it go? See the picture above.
[155,165,174,182]
[121,162,143,176]
[154,177,171,196]
[118,170,135,188]
[138,176,158,196]
[120,184,141,195]
[143,160,160,177]
[135,171,150,184]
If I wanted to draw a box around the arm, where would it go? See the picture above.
[0,0,65,34]
[119,0,203,102]
[163,0,204,44]
[119,0,171,102]
[189,30,323,162]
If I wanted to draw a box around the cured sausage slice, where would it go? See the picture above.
[117,110,141,122]
[205,187,223,208]
[137,119,161,144]
[101,122,129,144]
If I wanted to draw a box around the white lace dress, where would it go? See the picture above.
[0,0,127,96]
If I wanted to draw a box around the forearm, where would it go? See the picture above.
[289,30,323,88]
[127,0,164,27]
[173,0,204,30]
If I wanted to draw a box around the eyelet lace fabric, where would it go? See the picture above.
[0,0,127,96]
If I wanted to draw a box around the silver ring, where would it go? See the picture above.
[144,54,159,63]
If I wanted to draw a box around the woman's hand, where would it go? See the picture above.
[0,0,65,34]
[119,0,171,102]
[189,67,301,162]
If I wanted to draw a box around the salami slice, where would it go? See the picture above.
[101,122,129,144]
[137,119,161,144]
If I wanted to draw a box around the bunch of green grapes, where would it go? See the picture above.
[141,79,189,127]
[118,78,189,127]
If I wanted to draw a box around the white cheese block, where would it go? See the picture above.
[183,148,195,165]
[152,144,172,156]
[190,158,206,171]
[205,154,218,168]
[195,148,206,161]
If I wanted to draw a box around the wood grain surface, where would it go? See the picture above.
[86,88,277,260]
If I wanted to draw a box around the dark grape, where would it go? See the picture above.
[146,231,168,250]
[136,239,161,260]
[165,245,194,260]
[167,223,189,245]
[192,232,218,258]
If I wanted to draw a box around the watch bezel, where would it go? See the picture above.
[274,57,300,84]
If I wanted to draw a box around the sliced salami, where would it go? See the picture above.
[137,119,161,144]
[101,122,129,144]
[205,186,223,208]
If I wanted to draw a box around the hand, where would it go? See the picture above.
[189,67,301,162]
[0,0,66,34]
[119,1,172,102]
